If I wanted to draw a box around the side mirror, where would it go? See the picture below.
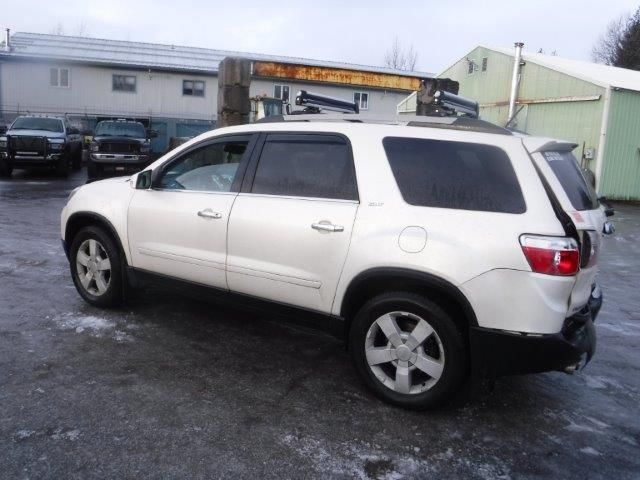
[136,170,153,189]
[147,129,159,139]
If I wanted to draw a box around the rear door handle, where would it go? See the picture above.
[311,222,344,233]
[197,209,222,219]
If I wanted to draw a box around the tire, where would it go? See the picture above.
[87,160,99,181]
[56,153,70,177]
[69,226,123,308]
[0,159,12,177]
[72,148,82,170]
[349,292,468,410]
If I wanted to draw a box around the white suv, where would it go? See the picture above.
[61,115,606,409]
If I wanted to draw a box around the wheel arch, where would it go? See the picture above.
[64,211,129,265]
[340,268,478,341]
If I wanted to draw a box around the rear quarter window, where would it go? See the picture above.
[383,137,526,213]
[541,151,598,211]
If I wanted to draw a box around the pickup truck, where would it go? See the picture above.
[0,115,82,177]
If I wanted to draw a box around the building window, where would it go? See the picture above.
[481,57,488,72]
[354,92,369,110]
[274,84,290,102]
[50,67,70,87]
[113,74,136,92]
[183,80,205,97]
[467,59,478,75]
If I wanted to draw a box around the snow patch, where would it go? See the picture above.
[13,430,35,441]
[51,428,81,441]
[580,447,602,456]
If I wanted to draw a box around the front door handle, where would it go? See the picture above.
[312,222,344,233]
[197,209,222,219]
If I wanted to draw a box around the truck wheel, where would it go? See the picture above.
[72,149,82,170]
[87,161,99,181]
[349,292,468,410]
[56,154,70,177]
[0,159,12,177]
[69,226,123,308]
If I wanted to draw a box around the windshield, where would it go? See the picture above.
[11,117,64,133]
[95,122,146,138]
[542,151,599,211]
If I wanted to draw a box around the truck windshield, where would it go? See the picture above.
[95,122,146,138]
[542,151,599,211]
[11,117,64,132]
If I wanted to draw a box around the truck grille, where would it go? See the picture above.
[10,136,46,154]
[99,142,139,154]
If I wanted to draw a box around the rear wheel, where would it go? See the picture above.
[349,292,468,409]
[56,153,70,177]
[69,226,123,308]
[72,148,82,170]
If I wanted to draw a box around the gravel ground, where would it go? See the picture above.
[0,169,639,479]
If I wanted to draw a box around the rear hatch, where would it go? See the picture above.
[522,137,605,315]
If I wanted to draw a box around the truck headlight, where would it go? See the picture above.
[48,139,66,150]
[0,136,7,149]
[90,142,99,152]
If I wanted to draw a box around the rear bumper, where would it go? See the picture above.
[470,286,601,377]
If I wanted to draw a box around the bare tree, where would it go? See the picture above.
[592,15,627,65]
[384,37,418,71]
[51,22,65,36]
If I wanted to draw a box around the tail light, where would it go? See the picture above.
[520,235,580,276]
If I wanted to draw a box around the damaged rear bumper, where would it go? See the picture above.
[470,286,601,377]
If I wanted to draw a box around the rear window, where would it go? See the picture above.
[541,151,598,211]
[383,137,526,213]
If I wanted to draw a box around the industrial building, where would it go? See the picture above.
[0,30,429,153]
[398,45,640,200]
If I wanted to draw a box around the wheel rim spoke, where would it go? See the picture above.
[395,362,411,394]
[76,251,90,267]
[80,271,93,289]
[366,346,398,366]
[97,258,111,271]
[376,314,403,348]
[404,319,434,351]
[414,353,444,380]
[94,272,108,294]
[89,239,97,258]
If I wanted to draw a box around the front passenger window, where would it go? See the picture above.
[159,141,248,192]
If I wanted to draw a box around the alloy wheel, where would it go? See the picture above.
[76,239,111,296]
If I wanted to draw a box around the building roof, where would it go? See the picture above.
[0,32,433,78]
[486,46,640,92]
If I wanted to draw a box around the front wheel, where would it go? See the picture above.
[0,159,12,177]
[349,292,468,410]
[69,226,123,308]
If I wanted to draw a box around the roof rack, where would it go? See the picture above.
[294,90,359,114]
[256,113,512,135]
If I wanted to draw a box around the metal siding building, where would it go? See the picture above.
[432,46,640,200]
[0,32,429,153]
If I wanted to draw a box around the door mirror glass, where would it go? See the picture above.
[136,170,152,189]
[147,129,159,139]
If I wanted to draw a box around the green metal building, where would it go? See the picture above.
[398,46,640,200]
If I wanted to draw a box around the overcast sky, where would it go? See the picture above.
[3,0,638,73]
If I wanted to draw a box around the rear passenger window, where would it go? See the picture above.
[251,135,358,200]
[383,137,526,213]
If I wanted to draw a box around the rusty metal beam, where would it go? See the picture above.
[252,61,423,91]
[481,94,601,108]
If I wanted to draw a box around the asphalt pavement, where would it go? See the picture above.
[1,168,639,479]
